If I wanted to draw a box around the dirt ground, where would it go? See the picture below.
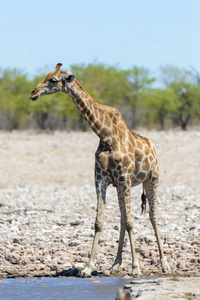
[0,129,200,298]
[0,130,199,188]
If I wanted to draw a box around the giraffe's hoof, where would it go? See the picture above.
[162,263,171,273]
[110,262,121,273]
[132,267,142,278]
[110,267,120,274]
[161,258,171,273]
[79,267,92,278]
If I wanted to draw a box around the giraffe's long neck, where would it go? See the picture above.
[65,79,116,144]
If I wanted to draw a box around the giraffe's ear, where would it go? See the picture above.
[64,74,75,83]
[55,63,63,71]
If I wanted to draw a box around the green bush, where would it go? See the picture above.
[0,64,199,131]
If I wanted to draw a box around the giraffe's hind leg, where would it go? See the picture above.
[110,189,125,272]
[143,178,170,273]
[118,183,142,277]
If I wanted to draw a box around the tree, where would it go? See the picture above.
[159,65,194,87]
[171,82,200,130]
[0,68,32,130]
[145,88,176,130]
[123,66,156,127]
[0,64,199,131]
[70,63,128,106]
[159,66,200,130]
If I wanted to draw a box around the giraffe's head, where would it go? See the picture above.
[30,63,75,101]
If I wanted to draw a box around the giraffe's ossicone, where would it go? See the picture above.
[30,63,170,277]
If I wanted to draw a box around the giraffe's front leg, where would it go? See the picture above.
[79,181,106,278]
[79,231,101,278]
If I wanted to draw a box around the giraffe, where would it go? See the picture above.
[30,63,170,277]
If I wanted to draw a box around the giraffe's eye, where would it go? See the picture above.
[49,78,58,83]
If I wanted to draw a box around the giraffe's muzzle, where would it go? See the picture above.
[30,90,40,101]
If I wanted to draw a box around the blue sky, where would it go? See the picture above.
[0,0,199,77]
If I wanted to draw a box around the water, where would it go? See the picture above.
[0,277,130,300]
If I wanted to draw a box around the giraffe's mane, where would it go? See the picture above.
[130,130,151,146]
[74,79,116,111]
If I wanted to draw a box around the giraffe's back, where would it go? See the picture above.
[95,129,158,188]
[128,130,158,186]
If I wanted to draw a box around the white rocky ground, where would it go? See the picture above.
[0,130,200,297]
[118,277,200,299]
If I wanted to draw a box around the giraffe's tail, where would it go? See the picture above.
[141,190,147,214]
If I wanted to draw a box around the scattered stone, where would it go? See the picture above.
[5,253,20,264]
[13,238,20,244]
[74,262,85,269]
[116,288,132,300]
[68,241,79,247]
[176,261,185,269]
[0,131,199,280]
